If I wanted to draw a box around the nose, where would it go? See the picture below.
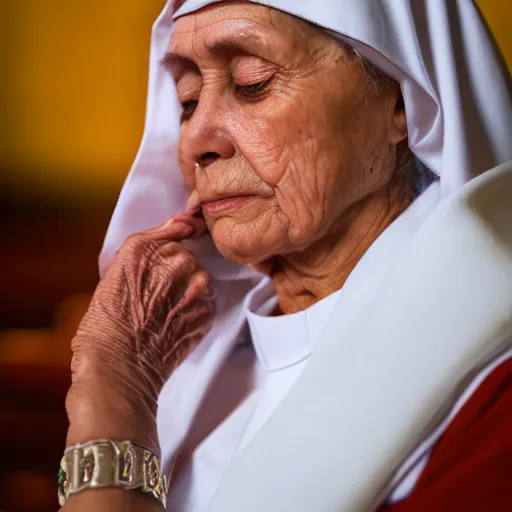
[181,96,236,170]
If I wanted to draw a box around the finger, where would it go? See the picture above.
[189,216,208,239]
[149,217,195,241]
[148,211,207,240]
[173,213,208,239]
[185,189,200,214]
[158,242,199,274]
[181,270,214,307]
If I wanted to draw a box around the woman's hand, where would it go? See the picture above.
[65,212,215,452]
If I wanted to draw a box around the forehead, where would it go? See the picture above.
[169,2,304,54]
[173,2,274,31]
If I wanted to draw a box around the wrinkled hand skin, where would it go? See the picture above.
[66,214,214,446]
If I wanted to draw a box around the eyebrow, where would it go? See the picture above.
[160,52,184,78]
[161,26,274,78]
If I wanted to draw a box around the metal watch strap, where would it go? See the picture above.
[57,439,167,508]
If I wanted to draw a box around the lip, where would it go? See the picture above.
[201,195,258,214]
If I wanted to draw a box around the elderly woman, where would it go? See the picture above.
[59,1,512,511]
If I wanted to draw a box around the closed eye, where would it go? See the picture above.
[235,77,273,99]
[180,76,273,121]
[181,100,198,121]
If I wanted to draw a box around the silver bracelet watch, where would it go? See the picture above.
[57,439,167,508]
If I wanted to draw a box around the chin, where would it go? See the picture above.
[209,218,280,265]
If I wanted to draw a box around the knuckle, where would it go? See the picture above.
[160,240,182,255]
[180,247,198,265]
[161,242,196,266]
[179,253,200,274]
[171,250,194,271]
[193,270,212,291]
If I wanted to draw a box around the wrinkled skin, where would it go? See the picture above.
[65,1,411,459]
[168,2,411,312]
[66,214,214,451]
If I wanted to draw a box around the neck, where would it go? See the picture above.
[268,175,413,315]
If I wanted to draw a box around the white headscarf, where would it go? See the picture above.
[99,0,512,509]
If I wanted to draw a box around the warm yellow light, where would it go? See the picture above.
[478,0,512,69]
[2,0,164,195]
[1,0,510,201]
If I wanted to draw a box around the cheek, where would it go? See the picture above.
[337,110,395,202]
[307,94,397,226]
[230,105,332,244]
[230,87,327,187]
[232,114,288,187]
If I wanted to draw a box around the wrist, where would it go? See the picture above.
[70,336,164,412]
[65,378,159,455]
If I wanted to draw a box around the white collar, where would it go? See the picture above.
[245,279,340,371]
[244,182,441,372]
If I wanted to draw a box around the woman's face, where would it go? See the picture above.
[168,2,407,264]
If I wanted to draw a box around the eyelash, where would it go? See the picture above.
[181,100,198,121]
[235,77,273,98]
[180,77,273,121]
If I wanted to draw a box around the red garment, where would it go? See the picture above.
[379,358,512,511]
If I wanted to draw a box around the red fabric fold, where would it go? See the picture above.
[380,358,512,511]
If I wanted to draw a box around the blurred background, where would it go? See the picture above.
[0,1,510,511]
